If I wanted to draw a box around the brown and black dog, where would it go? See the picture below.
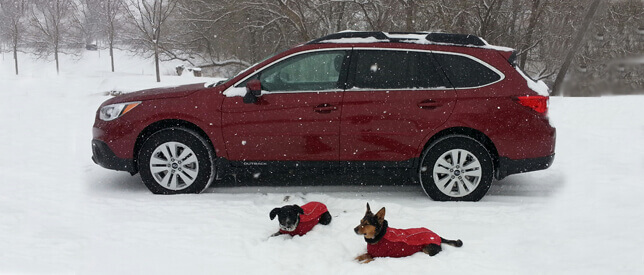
[354,203,463,263]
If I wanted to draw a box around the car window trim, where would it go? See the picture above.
[227,47,505,95]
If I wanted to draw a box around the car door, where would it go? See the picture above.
[222,49,349,162]
[340,49,457,162]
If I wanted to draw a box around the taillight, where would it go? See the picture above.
[514,95,548,114]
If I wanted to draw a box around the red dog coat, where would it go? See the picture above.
[367,227,442,258]
[279,202,328,236]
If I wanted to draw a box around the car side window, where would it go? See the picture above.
[252,50,347,92]
[353,50,445,89]
[433,53,501,88]
[419,53,448,88]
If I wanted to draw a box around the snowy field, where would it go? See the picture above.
[1,51,643,274]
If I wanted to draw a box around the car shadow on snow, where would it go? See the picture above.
[488,171,565,198]
[88,167,564,199]
[207,168,427,197]
[86,170,150,194]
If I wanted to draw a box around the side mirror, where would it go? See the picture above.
[243,79,262,104]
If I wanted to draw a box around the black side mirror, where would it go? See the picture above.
[243,79,262,104]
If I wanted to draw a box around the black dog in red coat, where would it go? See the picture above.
[270,201,332,236]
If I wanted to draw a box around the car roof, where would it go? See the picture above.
[306,31,514,52]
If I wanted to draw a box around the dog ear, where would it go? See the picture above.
[366,203,372,214]
[269,208,281,220]
[375,207,386,223]
[294,205,304,215]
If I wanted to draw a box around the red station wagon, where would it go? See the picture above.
[92,32,556,201]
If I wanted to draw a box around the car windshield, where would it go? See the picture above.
[214,52,279,87]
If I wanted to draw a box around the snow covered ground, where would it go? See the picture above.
[1,50,643,274]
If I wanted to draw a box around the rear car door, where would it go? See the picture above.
[222,50,349,162]
[340,49,456,162]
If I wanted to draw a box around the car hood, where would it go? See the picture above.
[105,83,207,104]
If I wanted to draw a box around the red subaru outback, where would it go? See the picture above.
[92,32,555,201]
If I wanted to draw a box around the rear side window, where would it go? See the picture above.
[433,53,501,88]
[352,50,445,89]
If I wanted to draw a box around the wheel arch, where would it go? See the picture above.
[133,119,216,173]
[419,127,500,178]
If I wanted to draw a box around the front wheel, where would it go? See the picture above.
[418,135,493,201]
[138,127,215,194]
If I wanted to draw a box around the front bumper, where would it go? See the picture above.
[92,139,137,174]
[496,154,555,180]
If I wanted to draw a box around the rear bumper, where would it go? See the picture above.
[496,154,554,180]
[92,139,137,174]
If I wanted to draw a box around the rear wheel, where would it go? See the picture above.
[138,127,215,194]
[418,135,493,201]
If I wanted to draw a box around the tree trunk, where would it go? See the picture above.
[519,0,541,70]
[107,0,115,72]
[552,0,602,96]
[155,42,161,82]
[276,0,310,41]
[13,21,19,75]
[110,42,115,72]
[405,1,413,32]
[13,44,19,75]
[54,0,60,75]
[335,2,346,33]
[55,48,60,75]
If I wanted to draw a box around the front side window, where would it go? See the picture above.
[256,50,347,92]
[433,53,502,88]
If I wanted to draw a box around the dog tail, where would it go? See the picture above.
[441,238,463,247]
[318,211,332,225]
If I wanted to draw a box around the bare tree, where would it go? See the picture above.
[171,0,355,72]
[5,0,637,96]
[171,0,252,70]
[78,0,101,45]
[552,0,602,96]
[91,0,125,72]
[516,0,548,69]
[27,0,82,74]
[350,0,398,31]
[124,0,179,82]
[0,0,28,75]
[559,0,643,95]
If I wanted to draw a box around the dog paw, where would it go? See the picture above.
[355,253,373,263]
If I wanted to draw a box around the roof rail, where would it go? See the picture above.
[424,33,486,46]
[307,32,388,44]
[307,31,488,47]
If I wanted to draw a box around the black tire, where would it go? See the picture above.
[418,135,493,201]
[138,127,215,194]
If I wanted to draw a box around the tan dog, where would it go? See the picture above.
[354,203,462,263]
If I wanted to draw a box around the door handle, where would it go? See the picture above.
[417,99,441,110]
[314,103,337,113]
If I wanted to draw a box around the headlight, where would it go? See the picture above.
[99,101,141,121]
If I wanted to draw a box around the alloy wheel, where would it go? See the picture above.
[149,141,199,191]
[430,149,482,197]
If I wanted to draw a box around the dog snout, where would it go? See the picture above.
[354,226,360,234]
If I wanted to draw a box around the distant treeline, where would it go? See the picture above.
[1,0,642,95]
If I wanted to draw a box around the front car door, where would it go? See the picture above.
[222,49,349,163]
[340,49,457,163]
